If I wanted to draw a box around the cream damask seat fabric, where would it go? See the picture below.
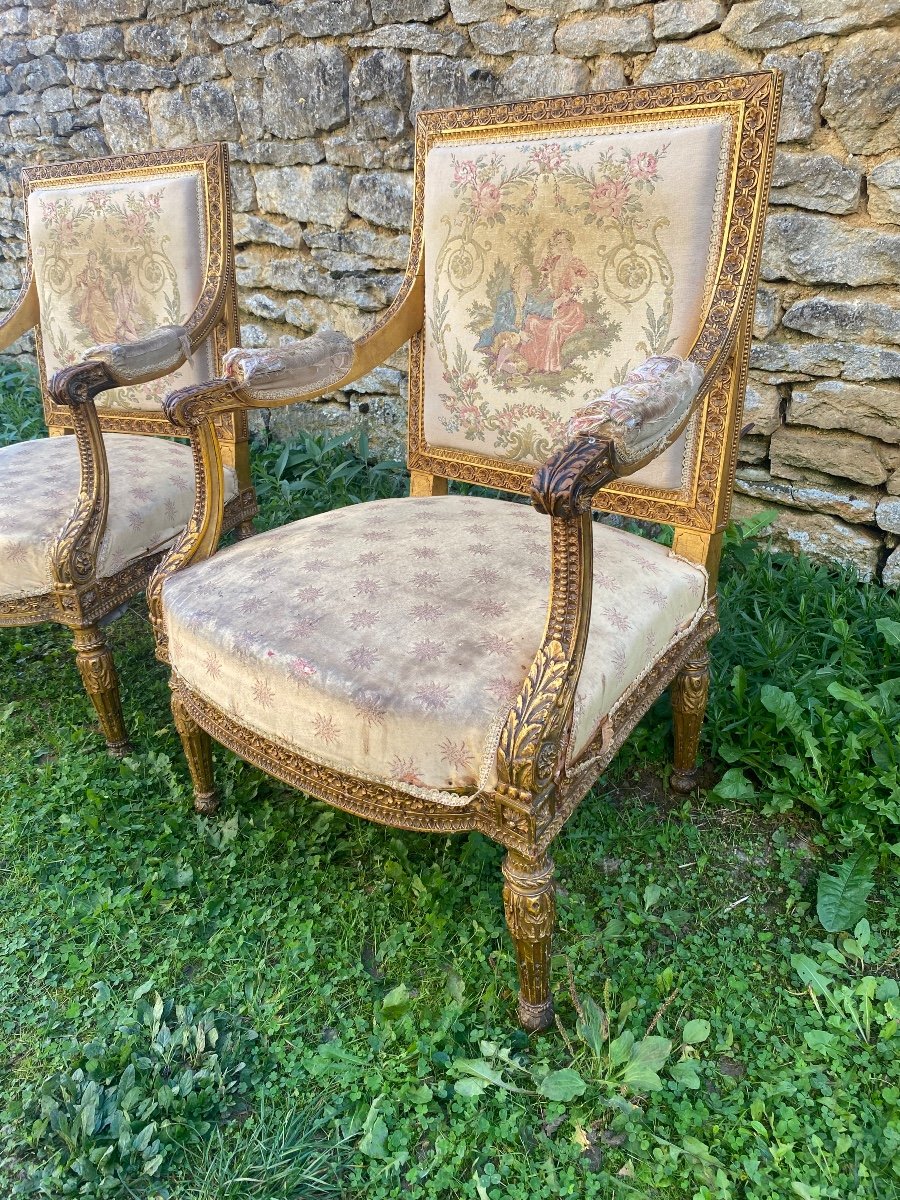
[0,435,238,600]
[163,496,706,800]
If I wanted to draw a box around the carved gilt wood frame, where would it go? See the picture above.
[153,75,780,1030]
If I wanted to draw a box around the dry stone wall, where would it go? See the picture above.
[1,0,899,584]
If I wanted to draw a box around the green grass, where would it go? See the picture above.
[1,371,899,1199]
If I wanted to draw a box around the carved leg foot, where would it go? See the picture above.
[502,851,556,1033]
[670,645,710,794]
[171,691,218,814]
[72,625,130,756]
[235,518,255,540]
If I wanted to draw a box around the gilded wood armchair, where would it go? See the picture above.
[151,76,780,1031]
[0,145,256,755]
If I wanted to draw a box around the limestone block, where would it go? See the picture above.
[590,59,628,91]
[99,94,151,154]
[262,47,349,139]
[770,426,889,486]
[882,545,900,587]
[304,228,410,269]
[233,213,302,249]
[749,340,900,383]
[351,24,466,54]
[738,435,770,464]
[735,467,880,524]
[753,286,782,339]
[722,0,900,50]
[56,26,124,61]
[470,17,556,55]
[770,151,861,215]
[639,42,754,85]
[876,498,900,533]
[229,164,256,211]
[653,1,725,41]
[410,55,498,114]
[372,0,449,21]
[501,55,591,99]
[350,50,410,140]
[743,376,782,437]
[347,170,413,230]
[782,298,900,346]
[761,213,900,287]
[105,63,176,91]
[124,23,187,61]
[761,51,823,144]
[556,15,654,56]
[449,0,506,22]
[730,495,884,582]
[789,380,900,445]
[240,292,287,322]
[868,159,900,227]
[256,165,352,230]
[285,0,373,36]
[822,31,900,156]
[148,89,197,148]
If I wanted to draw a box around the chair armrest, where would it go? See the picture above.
[531,355,705,519]
[220,329,355,404]
[84,324,193,388]
[0,274,39,353]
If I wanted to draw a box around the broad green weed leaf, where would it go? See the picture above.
[669,1061,701,1088]
[816,853,876,933]
[608,1030,634,1069]
[682,1019,711,1045]
[450,1059,527,1094]
[760,685,805,731]
[876,617,900,648]
[381,983,410,1021]
[791,953,833,996]
[576,996,607,1063]
[711,768,755,800]
[619,1036,671,1092]
[539,1069,587,1101]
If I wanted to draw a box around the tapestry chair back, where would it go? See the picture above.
[21,145,247,474]
[409,81,771,538]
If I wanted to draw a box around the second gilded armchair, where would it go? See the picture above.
[0,145,256,754]
[147,74,781,1030]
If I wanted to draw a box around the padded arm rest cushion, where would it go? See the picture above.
[567,355,704,469]
[222,330,354,402]
[86,324,190,385]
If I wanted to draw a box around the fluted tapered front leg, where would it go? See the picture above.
[172,691,218,814]
[72,625,129,756]
[670,644,710,794]
[502,851,556,1033]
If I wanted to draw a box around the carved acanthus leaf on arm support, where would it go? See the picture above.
[495,354,708,841]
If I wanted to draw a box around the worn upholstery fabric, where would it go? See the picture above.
[0,434,237,599]
[162,496,707,802]
[422,117,733,492]
[223,331,355,402]
[568,355,704,466]
[27,171,215,411]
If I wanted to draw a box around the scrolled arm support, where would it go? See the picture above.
[530,437,615,519]
[46,360,121,601]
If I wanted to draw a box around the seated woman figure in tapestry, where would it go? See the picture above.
[475,229,605,387]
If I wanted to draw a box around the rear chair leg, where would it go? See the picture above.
[502,850,556,1033]
[171,691,218,814]
[235,518,255,540]
[670,644,710,794]
[72,624,130,756]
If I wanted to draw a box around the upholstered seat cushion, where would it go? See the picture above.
[162,496,707,802]
[0,434,238,599]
